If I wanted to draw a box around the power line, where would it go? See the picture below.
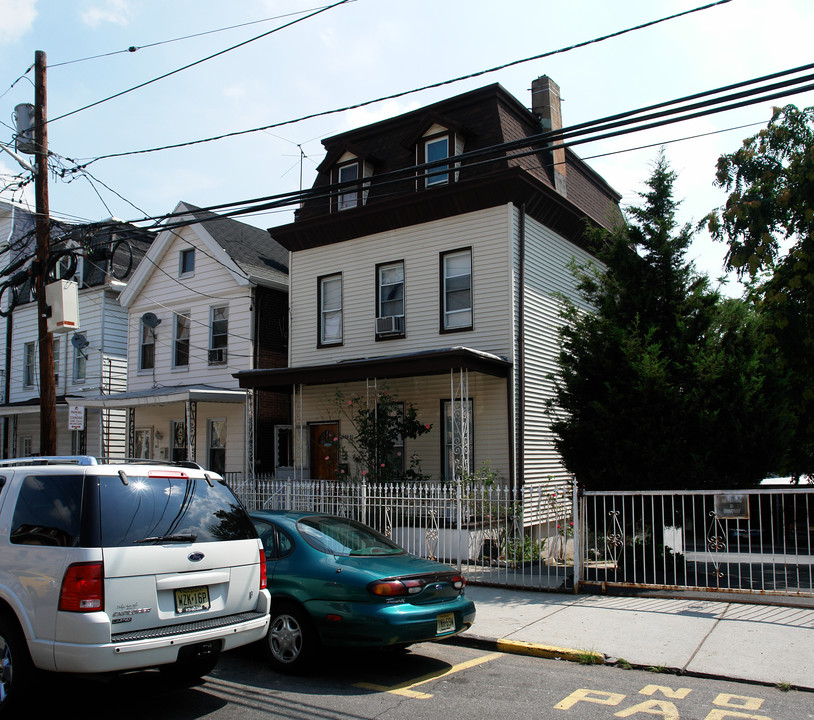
[74,0,734,167]
[47,4,352,68]
[47,0,353,125]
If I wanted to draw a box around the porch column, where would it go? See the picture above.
[127,407,135,459]
[245,388,255,480]
[449,367,471,482]
[186,400,197,463]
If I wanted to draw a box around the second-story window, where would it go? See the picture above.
[179,248,195,276]
[318,274,342,346]
[337,161,360,211]
[174,311,191,367]
[23,342,35,388]
[74,338,87,383]
[139,323,155,370]
[441,248,473,332]
[376,261,405,337]
[209,305,228,365]
[425,135,450,187]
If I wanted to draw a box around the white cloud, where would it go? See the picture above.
[0,0,37,44]
[81,0,133,27]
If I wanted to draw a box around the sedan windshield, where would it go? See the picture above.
[297,516,404,557]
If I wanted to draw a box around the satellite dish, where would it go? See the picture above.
[71,333,90,350]
[141,312,161,329]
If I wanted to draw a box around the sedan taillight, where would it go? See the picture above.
[367,573,467,597]
[59,562,104,612]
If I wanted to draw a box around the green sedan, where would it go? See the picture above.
[250,510,476,672]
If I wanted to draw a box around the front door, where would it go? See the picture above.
[309,423,338,480]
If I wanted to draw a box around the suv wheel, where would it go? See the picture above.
[0,614,33,715]
[265,603,316,674]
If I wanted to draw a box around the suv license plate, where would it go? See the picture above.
[175,586,210,614]
[436,612,455,634]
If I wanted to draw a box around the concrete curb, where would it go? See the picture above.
[444,633,605,666]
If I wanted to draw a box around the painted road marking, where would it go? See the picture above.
[354,651,502,699]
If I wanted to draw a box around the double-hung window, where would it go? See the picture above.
[139,323,155,370]
[74,338,87,383]
[376,261,405,337]
[337,161,360,211]
[209,305,228,364]
[425,135,450,187]
[441,249,473,331]
[173,311,191,367]
[23,342,36,388]
[319,274,343,346]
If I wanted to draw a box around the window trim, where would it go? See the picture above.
[375,260,405,340]
[173,311,191,369]
[336,160,361,211]
[208,305,228,365]
[424,133,450,187]
[139,322,156,371]
[23,341,36,388]
[317,273,343,348]
[179,248,195,277]
[439,247,473,333]
[73,338,87,383]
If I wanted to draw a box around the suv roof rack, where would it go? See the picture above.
[0,456,208,471]
[0,455,100,467]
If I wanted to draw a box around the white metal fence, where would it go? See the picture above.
[227,475,814,599]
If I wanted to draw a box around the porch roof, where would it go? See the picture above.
[66,384,247,409]
[234,346,512,390]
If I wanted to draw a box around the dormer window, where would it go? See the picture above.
[424,135,450,187]
[337,161,360,210]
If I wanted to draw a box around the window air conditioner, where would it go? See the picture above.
[375,316,404,335]
[208,347,227,364]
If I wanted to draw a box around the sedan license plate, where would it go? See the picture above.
[174,585,210,614]
[436,612,455,635]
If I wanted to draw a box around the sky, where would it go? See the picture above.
[1,0,813,297]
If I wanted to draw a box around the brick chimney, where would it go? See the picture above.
[531,75,566,197]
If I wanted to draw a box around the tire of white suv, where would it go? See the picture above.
[0,611,34,716]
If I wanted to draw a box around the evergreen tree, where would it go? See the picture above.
[550,150,783,490]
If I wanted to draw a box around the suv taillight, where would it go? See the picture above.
[259,549,267,590]
[59,562,104,612]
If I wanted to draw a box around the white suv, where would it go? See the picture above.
[0,457,270,712]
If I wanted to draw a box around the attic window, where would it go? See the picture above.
[179,248,195,276]
[337,161,360,211]
[424,135,450,187]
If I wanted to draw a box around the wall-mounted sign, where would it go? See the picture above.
[714,493,750,520]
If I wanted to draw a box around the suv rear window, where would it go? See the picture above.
[98,474,255,546]
[10,474,83,547]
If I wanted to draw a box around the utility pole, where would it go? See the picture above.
[34,50,56,455]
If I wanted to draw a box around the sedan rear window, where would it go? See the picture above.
[297,516,403,556]
[99,474,256,546]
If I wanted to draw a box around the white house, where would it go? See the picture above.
[71,202,290,477]
[236,77,622,498]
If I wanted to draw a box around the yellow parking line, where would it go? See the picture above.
[354,651,502,699]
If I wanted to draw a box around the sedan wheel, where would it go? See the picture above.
[266,604,315,673]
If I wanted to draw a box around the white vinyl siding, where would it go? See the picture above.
[126,224,253,393]
[512,207,603,492]
[289,206,514,367]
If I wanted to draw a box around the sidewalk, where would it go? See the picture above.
[449,585,814,691]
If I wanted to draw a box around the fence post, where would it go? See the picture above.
[572,478,581,594]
